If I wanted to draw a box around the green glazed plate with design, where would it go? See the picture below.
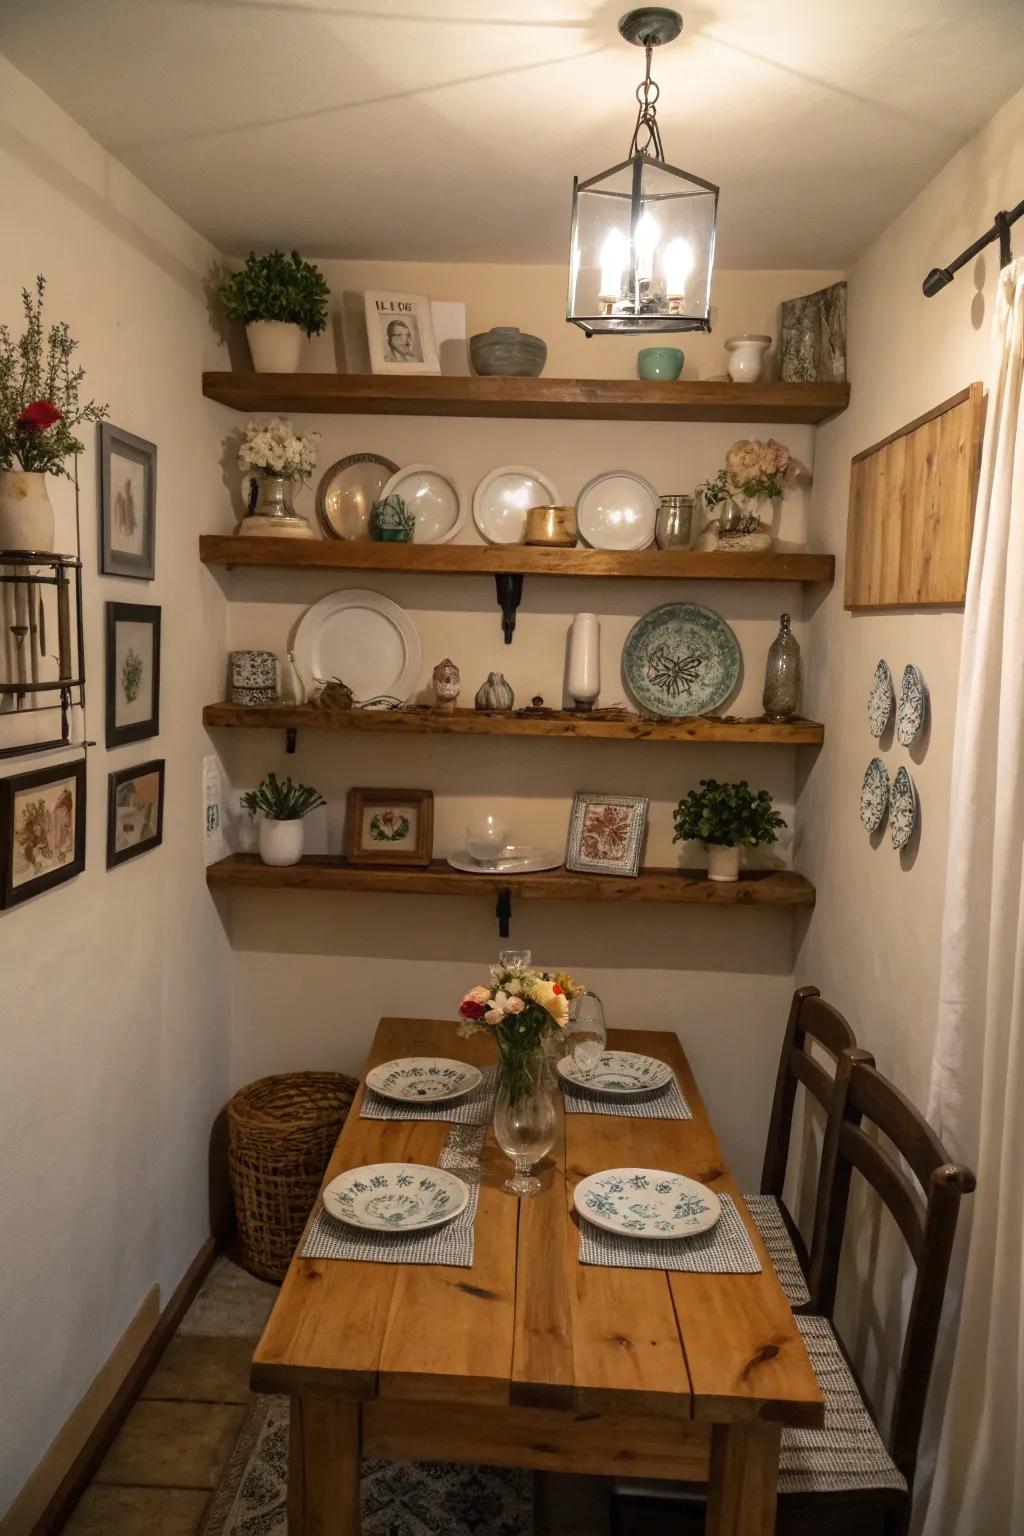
[622,603,740,716]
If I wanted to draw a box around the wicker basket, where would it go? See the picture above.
[228,1071,358,1282]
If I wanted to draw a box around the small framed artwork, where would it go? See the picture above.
[364,292,440,375]
[106,602,161,748]
[566,791,649,878]
[344,787,434,867]
[107,759,165,868]
[99,423,157,579]
[0,758,86,907]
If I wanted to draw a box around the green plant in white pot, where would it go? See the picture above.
[216,250,330,373]
[672,778,786,883]
[242,772,325,867]
[0,276,107,553]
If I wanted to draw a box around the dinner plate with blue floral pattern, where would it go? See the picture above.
[322,1163,470,1232]
[556,1051,673,1098]
[573,1167,721,1240]
[365,1057,483,1104]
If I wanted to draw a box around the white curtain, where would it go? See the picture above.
[924,257,1024,1534]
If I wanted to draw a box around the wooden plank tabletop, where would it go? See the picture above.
[252,1017,823,1431]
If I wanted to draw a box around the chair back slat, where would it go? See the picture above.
[839,1122,927,1262]
[847,1066,950,1191]
[790,1049,835,1106]
[760,986,859,1199]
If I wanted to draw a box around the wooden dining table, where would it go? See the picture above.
[252,1016,824,1534]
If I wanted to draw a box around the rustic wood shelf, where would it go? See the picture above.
[202,372,849,424]
[203,702,825,749]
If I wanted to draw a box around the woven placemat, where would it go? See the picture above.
[578,1192,761,1273]
[561,1074,692,1120]
[360,1067,498,1125]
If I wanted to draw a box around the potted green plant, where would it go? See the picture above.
[0,276,107,552]
[241,772,325,867]
[216,250,330,373]
[672,778,786,882]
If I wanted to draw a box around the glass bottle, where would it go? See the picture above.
[762,613,802,721]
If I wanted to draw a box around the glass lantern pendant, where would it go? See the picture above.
[567,8,718,337]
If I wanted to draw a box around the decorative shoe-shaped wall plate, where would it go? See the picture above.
[868,660,894,738]
[890,767,919,851]
[860,757,889,832]
[896,664,927,747]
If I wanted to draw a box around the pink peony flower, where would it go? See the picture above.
[726,439,762,485]
[464,986,490,1005]
[504,995,525,1014]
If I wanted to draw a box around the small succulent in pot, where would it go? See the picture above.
[672,778,786,882]
[370,493,416,542]
[242,772,326,868]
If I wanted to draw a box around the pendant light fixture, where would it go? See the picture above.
[566,8,718,336]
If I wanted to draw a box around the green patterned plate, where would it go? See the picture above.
[622,603,741,716]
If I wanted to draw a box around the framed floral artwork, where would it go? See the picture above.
[107,758,165,868]
[565,791,648,878]
[106,602,160,748]
[0,758,86,907]
[344,787,433,867]
[99,422,157,579]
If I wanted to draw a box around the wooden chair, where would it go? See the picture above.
[745,984,862,1309]
[611,1054,977,1536]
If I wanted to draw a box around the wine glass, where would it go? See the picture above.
[498,948,532,970]
[493,1073,557,1196]
[565,991,607,1074]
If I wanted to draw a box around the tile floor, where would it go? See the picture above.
[60,1255,610,1535]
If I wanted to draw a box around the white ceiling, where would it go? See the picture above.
[3,0,1023,268]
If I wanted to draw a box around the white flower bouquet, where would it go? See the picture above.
[238,417,319,482]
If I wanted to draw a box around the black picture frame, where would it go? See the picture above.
[105,602,161,748]
[99,422,157,579]
[0,757,86,908]
[107,758,165,868]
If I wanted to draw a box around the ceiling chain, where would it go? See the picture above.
[628,43,665,160]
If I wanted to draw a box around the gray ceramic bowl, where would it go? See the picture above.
[470,326,547,377]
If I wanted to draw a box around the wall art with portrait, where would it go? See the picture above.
[0,757,86,907]
[344,787,433,867]
[565,791,649,878]
[106,602,161,748]
[99,423,157,579]
[107,758,164,868]
[363,292,440,376]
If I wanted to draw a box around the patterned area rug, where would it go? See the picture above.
[201,1396,534,1536]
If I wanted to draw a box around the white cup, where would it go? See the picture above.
[466,815,510,862]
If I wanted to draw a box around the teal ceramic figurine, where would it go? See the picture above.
[370,493,415,542]
[637,347,684,381]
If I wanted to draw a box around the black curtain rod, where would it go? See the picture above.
[923,198,1024,296]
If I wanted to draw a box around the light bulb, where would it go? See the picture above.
[635,211,660,286]
[664,237,693,298]
[598,228,626,302]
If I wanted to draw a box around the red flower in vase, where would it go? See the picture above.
[459,1000,487,1020]
[17,400,62,432]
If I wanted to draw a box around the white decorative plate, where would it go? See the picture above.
[293,589,421,706]
[868,660,894,738]
[574,1168,721,1240]
[365,1057,483,1104]
[890,766,918,851]
[556,1051,673,1098]
[576,470,659,551]
[473,465,560,545]
[896,664,927,747]
[316,453,398,540]
[860,757,890,832]
[322,1163,469,1232]
[446,845,562,875]
[380,463,465,544]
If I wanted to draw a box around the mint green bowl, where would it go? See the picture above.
[637,347,684,381]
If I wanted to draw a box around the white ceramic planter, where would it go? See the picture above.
[725,334,771,385]
[259,816,305,867]
[0,470,55,553]
[706,843,740,882]
[245,320,304,373]
[567,612,600,709]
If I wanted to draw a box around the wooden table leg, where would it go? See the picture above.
[288,1394,362,1534]
[705,1422,781,1535]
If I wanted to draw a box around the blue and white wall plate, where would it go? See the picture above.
[896,664,927,747]
[860,757,890,832]
[890,767,919,851]
[573,1168,721,1239]
[365,1057,483,1104]
[322,1163,469,1232]
[868,660,894,738]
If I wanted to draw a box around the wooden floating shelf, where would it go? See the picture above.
[202,372,849,425]
[203,703,825,747]
[207,856,814,908]
[198,537,835,584]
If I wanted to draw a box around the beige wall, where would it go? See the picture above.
[0,57,231,1514]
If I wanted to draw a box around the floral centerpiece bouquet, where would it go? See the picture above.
[459,961,581,1103]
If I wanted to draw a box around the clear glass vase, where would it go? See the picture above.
[492,1052,557,1197]
[762,612,802,721]
[564,990,607,1072]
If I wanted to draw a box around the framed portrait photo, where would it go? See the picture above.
[99,423,157,579]
[107,758,164,868]
[565,791,649,878]
[106,602,161,748]
[344,787,433,867]
[0,758,86,908]
[364,292,440,376]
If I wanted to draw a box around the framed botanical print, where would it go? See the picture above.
[106,602,161,748]
[344,787,433,867]
[363,292,440,375]
[0,758,86,907]
[565,791,649,878]
[107,758,164,868]
[99,423,157,579]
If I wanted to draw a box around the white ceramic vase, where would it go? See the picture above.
[259,817,305,867]
[706,843,740,882]
[0,470,55,553]
[725,334,771,384]
[245,320,304,373]
[567,612,600,710]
